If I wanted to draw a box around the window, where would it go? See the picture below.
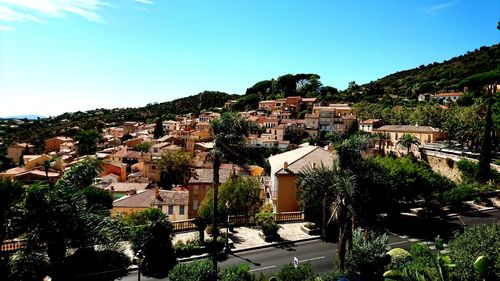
[193,200,199,210]
[193,185,199,196]
[168,205,174,215]
[427,134,431,143]
[151,165,156,170]
[179,205,185,215]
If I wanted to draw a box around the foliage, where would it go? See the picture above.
[126,208,176,277]
[54,248,130,281]
[443,184,475,208]
[345,228,388,279]
[255,209,280,236]
[9,182,127,279]
[56,158,101,189]
[168,259,214,281]
[134,141,152,153]
[361,44,500,99]
[275,262,316,281]
[158,149,193,189]
[0,179,23,246]
[174,239,204,258]
[218,263,253,281]
[448,223,500,281]
[457,159,500,185]
[82,186,113,213]
[387,248,412,269]
[153,117,165,139]
[75,129,102,156]
[198,175,261,223]
[397,133,421,154]
[374,156,455,212]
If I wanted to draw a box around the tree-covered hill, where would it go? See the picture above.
[360,43,500,99]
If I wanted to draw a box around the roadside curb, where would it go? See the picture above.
[177,236,321,262]
[443,206,498,218]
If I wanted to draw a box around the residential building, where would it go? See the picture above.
[0,167,60,185]
[198,112,220,123]
[268,145,336,212]
[372,125,447,154]
[7,143,34,162]
[274,98,286,111]
[359,119,382,133]
[301,97,317,112]
[258,100,276,112]
[186,168,234,217]
[44,136,74,152]
[105,182,151,199]
[112,188,189,221]
[433,92,463,103]
[283,96,302,112]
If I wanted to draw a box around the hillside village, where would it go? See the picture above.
[2,88,496,223]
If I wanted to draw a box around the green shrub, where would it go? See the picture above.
[443,184,475,207]
[174,239,204,258]
[219,264,253,281]
[54,249,130,281]
[345,228,388,279]
[387,248,412,269]
[448,223,500,281]
[275,262,316,281]
[255,210,280,236]
[168,259,214,281]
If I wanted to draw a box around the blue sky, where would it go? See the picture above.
[0,0,499,117]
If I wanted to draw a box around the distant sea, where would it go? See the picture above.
[1,115,46,120]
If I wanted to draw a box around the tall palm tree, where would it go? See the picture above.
[397,133,421,154]
[209,112,250,274]
[296,163,357,272]
[373,132,389,151]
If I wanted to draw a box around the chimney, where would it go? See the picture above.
[283,161,288,170]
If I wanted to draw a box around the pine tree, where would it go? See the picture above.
[154,117,164,139]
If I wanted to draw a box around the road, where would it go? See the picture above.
[116,208,499,281]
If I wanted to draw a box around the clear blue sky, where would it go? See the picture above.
[0,0,499,117]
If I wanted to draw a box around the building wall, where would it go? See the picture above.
[276,174,300,213]
[187,183,212,218]
[7,145,34,162]
[161,204,189,221]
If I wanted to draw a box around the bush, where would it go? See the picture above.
[275,262,316,281]
[168,259,214,281]
[174,239,204,258]
[255,210,280,237]
[345,228,388,279]
[218,264,253,281]
[443,184,475,207]
[54,249,130,281]
[448,223,500,281]
[387,248,412,269]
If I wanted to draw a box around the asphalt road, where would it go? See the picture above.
[116,208,499,281]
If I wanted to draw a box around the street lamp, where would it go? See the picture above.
[223,201,231,254]
[133,250,144,281]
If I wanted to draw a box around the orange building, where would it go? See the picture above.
[44,136,74,152]
[268,145,336,212]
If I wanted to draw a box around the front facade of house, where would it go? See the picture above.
[372,125,447,154]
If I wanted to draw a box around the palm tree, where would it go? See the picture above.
[397,133,421,154]
[209,112,250,273]
[373,132,389,151]
[296,163,357,272]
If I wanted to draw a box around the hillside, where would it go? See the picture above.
[0,91,237,151]
[360,43,500,98]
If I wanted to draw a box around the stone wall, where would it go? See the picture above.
[422,153,462,182]
[421,150,500,183]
